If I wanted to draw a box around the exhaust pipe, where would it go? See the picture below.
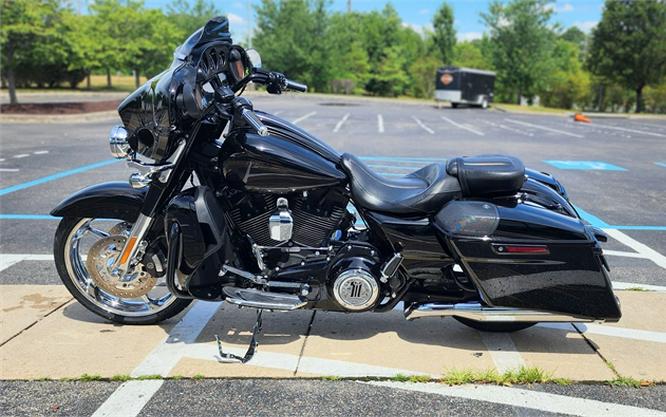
[404,302,596,322]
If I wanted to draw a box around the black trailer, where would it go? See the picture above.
[435,66,496,108]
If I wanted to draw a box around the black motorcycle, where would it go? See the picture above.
[52,17,620,360]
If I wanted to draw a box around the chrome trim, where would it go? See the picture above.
[222,287,307,311]
[112,213,153,276]
[126,140,186,187]
[63,218,176,317]
[404,302,597,322]
[109,126,130,159]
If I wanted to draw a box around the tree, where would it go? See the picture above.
[254,0,332,92]
[0,0,62,103]
[89,0,140,88]
[368,45,408,97]
[453,40,493,70]
[482,0,556,104]
[167,0,221,37]
[432,2,455,64]
[588,0,666,112]
[540,39,590,109]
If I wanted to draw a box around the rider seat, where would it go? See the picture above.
[340,154,525,215]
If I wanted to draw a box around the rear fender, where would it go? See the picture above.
[50,182,146,222]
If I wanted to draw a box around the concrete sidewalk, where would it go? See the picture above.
[1,285,664,382]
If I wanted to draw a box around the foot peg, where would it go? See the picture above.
[222,286,307,311]
[215,309,263,364]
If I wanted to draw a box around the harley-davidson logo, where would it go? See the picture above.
[440,73,453,85]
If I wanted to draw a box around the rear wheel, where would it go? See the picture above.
[480,98,489,109]
[454,317,536,332]
[451,102,459,109]
[54,216,192,324]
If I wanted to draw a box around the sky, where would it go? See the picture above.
[138,0,605,42]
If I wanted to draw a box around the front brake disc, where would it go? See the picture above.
[86,236,157,298]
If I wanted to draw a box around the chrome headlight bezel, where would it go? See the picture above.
[109,125,131,159]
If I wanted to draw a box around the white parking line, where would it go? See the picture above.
[479,332,525,373]
[333,113,350,133]
[539,322,666,344]
[0,158,5,162]
[604,228,666,269]
[441,115,484,136]
[13,154,29,159]
[365,381,666,417]
[482,120,533,136]
[91,301,221,417]
[411,116,434,134]
[33,150,49,155]
[505,119,584,138]
[578,122,666,138]
[292,111,316,124]
[0,168,19,172]
[0,253,54,272]
[612,281,666,292]
[603,249,651,259]
[377,114,384,133]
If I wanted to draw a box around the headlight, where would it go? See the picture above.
[109,125,130,159]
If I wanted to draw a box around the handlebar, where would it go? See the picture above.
[241,108,269,136]
[284,79,307,93]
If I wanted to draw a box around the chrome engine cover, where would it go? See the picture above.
[332,269,380,311]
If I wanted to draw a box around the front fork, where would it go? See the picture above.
[112,140,189,278]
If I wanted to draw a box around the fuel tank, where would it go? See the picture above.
[221,112,347,192]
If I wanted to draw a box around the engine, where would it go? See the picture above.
[228,189,350,248]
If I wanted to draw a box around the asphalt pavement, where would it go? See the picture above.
[1,93,665,417]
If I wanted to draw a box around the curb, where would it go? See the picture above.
[0,110,119,124]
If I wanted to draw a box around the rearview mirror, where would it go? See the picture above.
[246,49,262,69]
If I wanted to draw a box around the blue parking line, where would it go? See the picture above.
[368,164,423,170]
[360,156,445,163]
[656,162,666,168]
[0,159,120,197]
[544,160,627,171]
[0,214,59,220]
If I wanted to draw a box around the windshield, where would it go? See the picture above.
[173,16,232,63]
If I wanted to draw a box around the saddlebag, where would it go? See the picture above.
[434,200,621,321]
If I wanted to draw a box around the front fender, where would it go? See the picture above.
[50,182,146,221]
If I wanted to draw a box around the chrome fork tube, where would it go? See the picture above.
[112,213,153,277]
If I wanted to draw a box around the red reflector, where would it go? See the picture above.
[504,245,549,254]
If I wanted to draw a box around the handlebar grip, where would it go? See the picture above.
[241,109,269,137]
[285,79,307,92]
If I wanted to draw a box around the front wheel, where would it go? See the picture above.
[54,216,192,324]
[454,317,536,332]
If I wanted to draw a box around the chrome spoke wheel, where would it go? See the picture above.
[63,218,177,317]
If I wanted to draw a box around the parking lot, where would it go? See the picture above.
[1,93,666,416]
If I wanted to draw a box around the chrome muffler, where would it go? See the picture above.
[404,302,595,322]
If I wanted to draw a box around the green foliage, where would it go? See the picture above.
[540,39,591,109]
[432,2,456,64]
[482,0,556,103]
[167,0,220,36]
[588,0,666,112]
[440,366,570,386]
[453,40,493,70]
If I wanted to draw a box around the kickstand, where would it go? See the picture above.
[215,309,263,364]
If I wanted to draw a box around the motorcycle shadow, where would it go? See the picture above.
[63,302,594,355]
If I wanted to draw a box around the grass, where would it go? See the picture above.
[1,75,147,95]
[623,287,651,292]
[493,103,571,115]
[439,367,571,386]
[608,376,646,388]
